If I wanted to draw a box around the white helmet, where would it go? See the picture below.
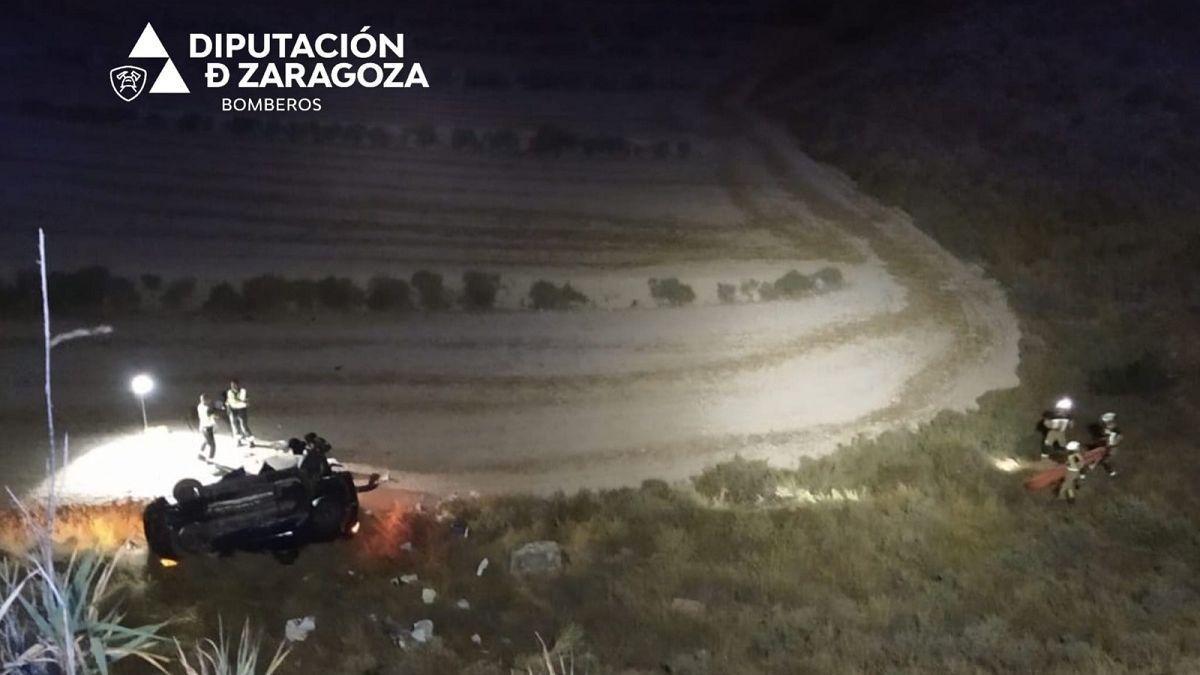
[1054,396,1074,411]
[1100,412,1116,424]
[1066,441,1081,451]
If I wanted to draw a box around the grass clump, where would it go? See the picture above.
[648,277,695,307]
[529,280,589,310]
[462,271,501,310]
[366,276,413,312]
[412,270,450,310]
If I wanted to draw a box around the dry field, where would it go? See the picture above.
[1,98,1019,499]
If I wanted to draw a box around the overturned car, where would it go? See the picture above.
[143,434,379,564]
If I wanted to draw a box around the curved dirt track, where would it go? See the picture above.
[5,107,1020,500]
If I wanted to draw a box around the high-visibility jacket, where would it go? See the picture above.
[226,387,248,410]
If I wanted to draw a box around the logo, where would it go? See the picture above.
[109,23,190,102]
[109,66,147,101]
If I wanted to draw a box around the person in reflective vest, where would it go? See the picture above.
[1058,441,1085,503]
[1040,396,1074,458]
[225,378,255,446]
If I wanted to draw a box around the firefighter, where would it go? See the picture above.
[1040,396,1074,458]
[197,394,219,459]
[225,378,255,446]
[1058,441,1085,503]
[1092,412,1122,477]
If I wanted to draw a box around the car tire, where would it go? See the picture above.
[173,478,203,504]
[143,498,178,560]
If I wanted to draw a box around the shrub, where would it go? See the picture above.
[529,280,589,310]
[717,282,737,303]
[1087,352,1174,396]
[648,277,695,307]
[366,276,413,311]
[462,271,501,309]
[485,128,519,155]
[406,124,437,147]
[204,283,243,313]
[814,266,845,289]
[411,270,450,310]
[287,279,317,311]
[692,457,780,505]
[451,128,482,151]
[140,274,162,291]
[530,124,578,156]
[241,275,292,313]
[161,278,197,310]
[772,270,816,298]
[45,266,141,314]
[315,276,365,311]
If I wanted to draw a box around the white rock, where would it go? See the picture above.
[284,616,316,642]
[399,573,418,585]
[510,541,564,576]
[411,620,434,643]
[400,542,414,552]
[455,598,470,610]
[470,633,482,646]
[422,587,437,604]
[476,558,489,577]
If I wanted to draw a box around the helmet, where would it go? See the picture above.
[1066,441,1081,451]
[1054,397,1074,411]
[1100,412,1117,424]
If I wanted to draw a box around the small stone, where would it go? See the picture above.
[455,598,470,610]
[400,542,414,552]
[284,616,316,642]
[399,574,418,585]
[510,541,564,576]
[422,587,437,604]
[476,558,489,576]
[470,633,482,646]
[411,620,434,643]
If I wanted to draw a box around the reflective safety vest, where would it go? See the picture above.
[226,387,248,410]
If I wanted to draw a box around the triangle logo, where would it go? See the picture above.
[128,23,169,59]
[150,58,190,94]
[111,22,189,101]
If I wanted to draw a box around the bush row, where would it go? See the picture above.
[19,101,693,160]
[0,268,593,317]
[1,267,845,317]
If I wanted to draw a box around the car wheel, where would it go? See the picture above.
[173,478,203,504]
[142,498,178,559]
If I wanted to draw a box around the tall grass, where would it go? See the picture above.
[175,621,290,675]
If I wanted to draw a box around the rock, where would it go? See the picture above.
[670,598,706,616]
[510,541,564,576]
[411,619,434,643]
[400,541,414,552]
[422,587,437,604]
[470,633,482,646]
[476,558,489,577]
[455,598,471,610]
[399,573,419,585]
[284,616,316,642]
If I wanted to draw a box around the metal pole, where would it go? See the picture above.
[140,395,148,431]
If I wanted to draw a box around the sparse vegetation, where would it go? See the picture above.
[648,277,695,307]
[315,276,365,312]
[161,277,197,310]
[412,270,450,310]
[717,282,737,304]
[367,276,414,312]
[462,271,501,310]
[529,280,589,310]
